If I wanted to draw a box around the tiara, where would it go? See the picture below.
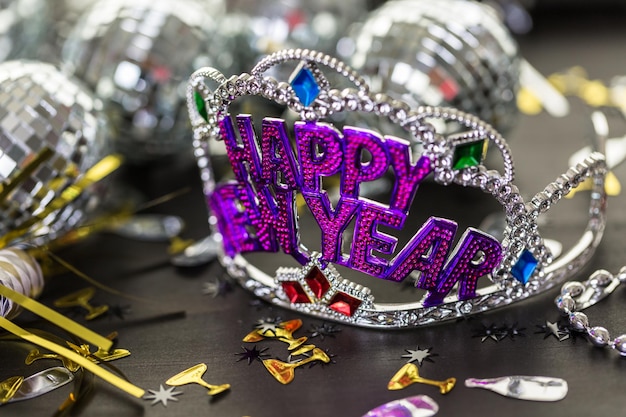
[186,49,607,328]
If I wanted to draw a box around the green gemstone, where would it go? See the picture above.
[452,140,487,169]
[194,90,208,121]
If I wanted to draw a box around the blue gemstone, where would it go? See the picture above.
[290,67,320,107]
[511,250,538,284]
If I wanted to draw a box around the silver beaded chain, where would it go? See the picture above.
[555,267,626,355]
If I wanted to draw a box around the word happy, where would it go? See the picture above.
[210,115,502,306]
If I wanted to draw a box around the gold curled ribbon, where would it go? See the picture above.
[0,285,112,351]
[0,317,144,398]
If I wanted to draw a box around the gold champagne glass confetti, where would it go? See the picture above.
[25,348,80,372]
[243,319,308,350]
[388,363,456,394]
[262,347,330,384]
[166,364,230,396]
[54,287,109,320]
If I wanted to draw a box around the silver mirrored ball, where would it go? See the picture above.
[0,60,109,244]
[62,0,227,162]
[348,0,521,134]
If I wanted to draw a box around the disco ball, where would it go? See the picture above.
[0,0,50,61]
[226,0,369,73]
[36,0,100,64]
[348,0,521,134]
[61,0,227,162]
[0,60,109,245]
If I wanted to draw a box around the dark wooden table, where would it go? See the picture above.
[4,4,626,417]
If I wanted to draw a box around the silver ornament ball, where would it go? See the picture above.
[62,0,227,162]
[348,0,520,134]
[0,60,109,244]
[0,0,51,61]
[587,326,610,347]
[613,335,626,356]
[228,0,368,56]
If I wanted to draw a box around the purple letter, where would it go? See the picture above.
[305,192,360,265]
[386,136,433,213]
[238,183,306,264]
[209,181,263,257]
[295,121,343,193]
[220,115,263,183]
[422,228,503,307]
[385,217,457,285]
[342,127,390,198]
[260,118,300,190]
[350,201,404,277]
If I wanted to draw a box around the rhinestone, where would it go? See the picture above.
[290,65,320,107]
[281,281,310,304]
[452,139,487,170]
[328,292,362,316]
[194,90,208,121]
[511,250,538,284]
[304,266,330,299]
[458,301,473,314]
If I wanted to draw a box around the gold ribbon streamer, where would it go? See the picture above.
[0,316,144,398]
[0,147,54,204]
[0,285,113,351]
[0,154,122,247]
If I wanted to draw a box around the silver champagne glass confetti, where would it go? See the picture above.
[465,375,568,401]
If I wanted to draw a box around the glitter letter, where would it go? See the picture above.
[253,186,305,263]
[386,136,433,212]
[342,127,390,198]
[209,181,263,257]
[350,201,404,277]
[385,217,457,285]
[423,228,503,307]
[261,118,300,190]
[304,192,360,265]
[220,114,262,183]
[295,121,343,193]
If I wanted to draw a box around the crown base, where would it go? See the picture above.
[219,233,602,328]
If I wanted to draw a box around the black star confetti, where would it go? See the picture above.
[501,323,526,340]
[401,346,438,366]
[202,278,233,297]
[560,319,586,342]
[235,345,270,365]
[309,322,342,340]
[144,385,182,407]
[472,323,506,342]
[535,320,569,342]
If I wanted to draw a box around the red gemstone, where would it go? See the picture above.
[328,292,362,316]
[281,281,310,303]
[304,266,330,299]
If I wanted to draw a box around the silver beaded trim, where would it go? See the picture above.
[556,268,626,355]
[187,48,608,328]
